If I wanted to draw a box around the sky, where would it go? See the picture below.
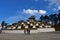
[0,0,60,24]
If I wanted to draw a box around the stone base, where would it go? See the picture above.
[37,28,55,32]
[2,28,55,33]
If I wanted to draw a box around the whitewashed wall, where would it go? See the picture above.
[2,30,38,33]
[37,28,55,32]
[2,30,24,33]
[2,28,55,33]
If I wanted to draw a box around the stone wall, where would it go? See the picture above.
[2,28,55,33]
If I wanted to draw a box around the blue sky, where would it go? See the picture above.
[0,0,60,24]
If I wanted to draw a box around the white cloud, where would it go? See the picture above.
[58,6,60,10]
[23,9,38,15]
[8,9,47,22]
[39,10,47,14]
[52,8,57,11]
[50,0,60,5]
[7,15,28,23]
[52,6,60,11]
[45,0,60,6]
[44,0,60,12]
[7,16,20,21]
[23,9,47,15]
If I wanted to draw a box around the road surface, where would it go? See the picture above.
[0,32,60,40]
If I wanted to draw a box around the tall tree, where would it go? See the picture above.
[49,14,58,25]
[1,21,8,29]
[40,15,44,22]
[58,10,60,25]
[53,14,58,25]
[43,15,49,23]
[1,21,8,27]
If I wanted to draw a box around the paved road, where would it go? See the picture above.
[0,32,60,40]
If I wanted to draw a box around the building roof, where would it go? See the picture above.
[28,16,35,19]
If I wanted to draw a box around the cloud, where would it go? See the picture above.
[52,8,57,11]
[44,0,60,12]
[58,6,60,10]
[6,9,47,24]
[23,9,38,15]
[23,9,47,15]
[45,0,60,6]
[52,6,60,11]
[50,0,60,5]
[7,16,20,21]
[7,9,47,23]
[39,10,47,14]
[7,15,28,24]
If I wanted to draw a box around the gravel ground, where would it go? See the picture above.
[0,32,60,40]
